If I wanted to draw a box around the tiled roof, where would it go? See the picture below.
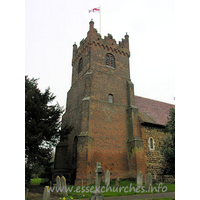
[135,96,175,126]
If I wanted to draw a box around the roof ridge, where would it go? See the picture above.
[135,95,175,106]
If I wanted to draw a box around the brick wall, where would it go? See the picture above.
[54,21,166,185]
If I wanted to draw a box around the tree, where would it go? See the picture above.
[25,76,64,187]
[160,107,175,177]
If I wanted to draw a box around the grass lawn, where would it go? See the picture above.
[30,177,49,185]
[30,179,175,199]
[156,199,175,200]
[144,198,175,200]
[63,181,174,199]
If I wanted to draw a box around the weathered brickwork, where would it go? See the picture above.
[53,20,174,185]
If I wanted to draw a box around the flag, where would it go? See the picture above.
[89,7,100,13]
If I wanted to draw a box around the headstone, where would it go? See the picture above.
[115,177,120,188]
[43,186,50,200]
[89,162,104,200]
[137,171,143,187]
[105,170,110,186]
[56,176,61,191]
[152,170,158,184]
[25,189,29,200]
[95,162,103,188]
[145,172,152,189]
[61,176,68,197]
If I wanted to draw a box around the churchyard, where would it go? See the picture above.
[28,179,175,199]
[27,167,175,200]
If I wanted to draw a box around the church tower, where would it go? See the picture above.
[54,20,146,185]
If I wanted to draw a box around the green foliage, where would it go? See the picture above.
[30,178,49,185]
[30,178,42,185]
[25,76,67,188]
[160,108,175,177]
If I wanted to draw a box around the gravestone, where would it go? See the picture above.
[25,189,29,200]
[43,186,50,200]
[89,162,104,200]
[61,176,67,197]
[145,172,152,189]
[50,181,52,188]
[152,170,158,184]
[56,176,61,191]
[95,162,103,188]
[115,177,120,188]
[137,171,143,187]
[105,170,110,186]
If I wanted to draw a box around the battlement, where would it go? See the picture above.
[72,20,130,65]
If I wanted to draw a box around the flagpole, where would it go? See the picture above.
[99,5,101,35]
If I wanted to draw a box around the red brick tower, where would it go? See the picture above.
[54,20,146,185]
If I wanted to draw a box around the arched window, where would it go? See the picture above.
[106,53,115,68]
[78,58,83,73]
[150,138,153,149]
[149,137,155,150]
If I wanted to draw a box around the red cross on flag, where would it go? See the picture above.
[89,7,100,13]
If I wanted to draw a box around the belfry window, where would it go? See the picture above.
[78,58,83,73]
[106,53,115,68]
[108,94,114,103]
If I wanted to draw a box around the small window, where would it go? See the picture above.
[149,137,154,150]
[150,138,153,149]
[108,94,113,103]
[106,53,115,68]
[78,58,83,73]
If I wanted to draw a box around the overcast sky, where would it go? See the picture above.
[2,1,200,197]
[25,0,175,109]
[1,1,200,197]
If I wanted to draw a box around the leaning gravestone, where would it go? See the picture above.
[145,172,152,189]
[105,170,110,186]
[89,162,104,200]
[137,171,143,187]
[43,186,50,200]
[56,176,61,192]
[115,177,120,188]
[61,176,67,197]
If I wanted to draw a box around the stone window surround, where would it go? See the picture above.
[106,53,115,68]
[148,137,155,151]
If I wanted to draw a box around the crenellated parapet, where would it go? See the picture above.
[72,20,130,65]
[72,39,88,65]
[91,37,130,57]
